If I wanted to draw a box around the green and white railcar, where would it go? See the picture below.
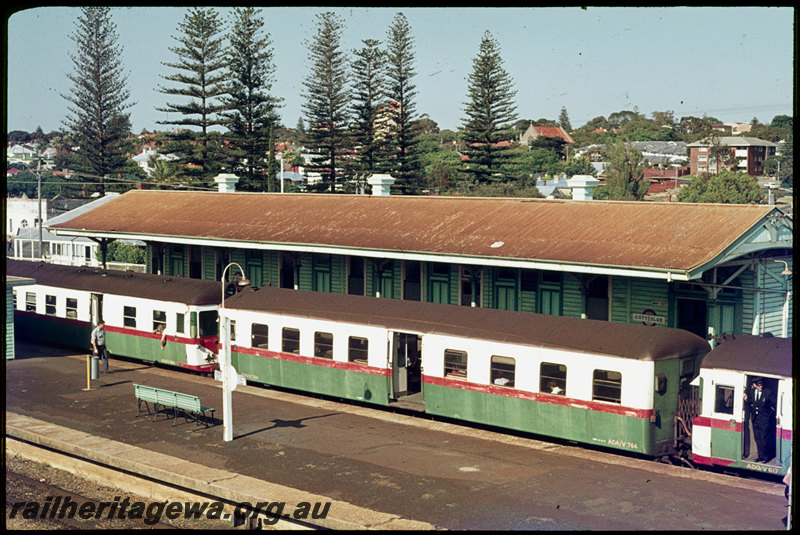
[224,285,710,457]
[8,260,222,372]
[692,334,792,476]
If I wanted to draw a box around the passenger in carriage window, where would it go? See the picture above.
[548,381,563,395]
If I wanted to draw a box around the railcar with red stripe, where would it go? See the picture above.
[691,334,792,477]
[222,283,711,458]
[8,260,222,373]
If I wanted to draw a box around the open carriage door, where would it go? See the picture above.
[90,293,103,328]
[390,332,421,399]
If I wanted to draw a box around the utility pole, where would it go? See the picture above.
[37,146,43,260]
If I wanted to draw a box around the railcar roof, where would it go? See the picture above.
[6,260,221,306]
[47,190,784,275]
[225,285,710,361]
[700,334,792,378]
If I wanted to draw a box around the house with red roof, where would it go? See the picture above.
[519,123,575,146]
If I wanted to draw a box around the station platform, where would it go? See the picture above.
[5,342,789,530]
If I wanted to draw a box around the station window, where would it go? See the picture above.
[593,369,622,404]
[490,355,515,387]
[314,332,334,359]
[348,336,369,364]
[123,306,137,328]
[251,323,269,349]
[153,310,167,332]
[66,298,78,319]
[714,385,734,414]
[25,292,36,312]
[540,362,566,395]
[175,313,185,334]
[45,295,56,316]
[282,327,300,354]
[444,349,468,379]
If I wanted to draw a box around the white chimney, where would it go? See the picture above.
[569,175,600,201]
[367,174,396,196]
[214,173,239,193]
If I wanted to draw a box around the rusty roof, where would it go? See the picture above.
[7,259,221,306]
[226,284,710,361]
[48,190,783,275]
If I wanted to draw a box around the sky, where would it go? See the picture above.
[5,6,795,135]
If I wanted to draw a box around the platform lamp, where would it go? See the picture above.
[220,262,250,442]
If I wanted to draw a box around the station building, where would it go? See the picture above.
[47,183,793,344]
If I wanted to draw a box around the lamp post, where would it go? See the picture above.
[220,262,250,441]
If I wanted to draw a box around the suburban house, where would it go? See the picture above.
[711,122,752,135]
[519,124,575,146]
[686,137,777,176]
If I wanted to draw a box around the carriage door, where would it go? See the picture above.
[90,293,103,327]
[390,332,421,399]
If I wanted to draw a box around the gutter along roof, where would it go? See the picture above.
[47,190,784,281]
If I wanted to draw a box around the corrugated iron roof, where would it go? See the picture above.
[48,190,781,274]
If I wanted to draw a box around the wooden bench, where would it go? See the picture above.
[134,384,216,429]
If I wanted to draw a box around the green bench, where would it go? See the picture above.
[134,384,216,429]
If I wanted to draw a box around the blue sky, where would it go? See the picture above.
[6,6,795,135]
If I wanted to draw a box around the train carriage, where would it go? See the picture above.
[691,334,792,476]
[8,260,222,372]
[223,284,711,456]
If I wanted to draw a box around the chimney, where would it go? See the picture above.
[214,173,239,193]
[569,175,600,201]
[367,174,395,196]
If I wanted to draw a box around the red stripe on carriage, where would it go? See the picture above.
[105,324,211,348]
[690,453,736,467]
[691,415,742,432]
[779,428,792,440]
[422,374,653,419]
[232,345,391,376]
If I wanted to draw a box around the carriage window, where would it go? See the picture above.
[314,332,333,359]
[444,349,468,379]
[45,295,56,315]
[491,356,515,387]
[251,323,269,349]
[230,320,236,342]
[25,292,36,312]
[66,298,78,319]
[714,385,734,414]
[540,362,566,395]
[198,310,218,337]
[123,306,137,328]
[176,313,185,334]
[348,336,369,363]
[153,310,167,332]
[282,328,300,354]
[593,369,622,403]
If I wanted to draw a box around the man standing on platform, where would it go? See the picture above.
[91,321,110,373]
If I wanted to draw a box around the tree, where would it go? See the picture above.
[157,8,228,185]
[460,30,518,185]
[223,7,282,191]
[385,12,422,193]
[350,38,387,190]
[598,140,648,200]
[62,7,134,196]
[558,106,572,131]
[301,11,351,193]
[677,169,765,204]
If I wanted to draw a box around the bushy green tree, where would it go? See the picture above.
[460,31,518,185]
[599,140,648,200]
[62,7,134,196]
[677,169,765,204]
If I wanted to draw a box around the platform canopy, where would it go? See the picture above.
[48,191,793,281]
